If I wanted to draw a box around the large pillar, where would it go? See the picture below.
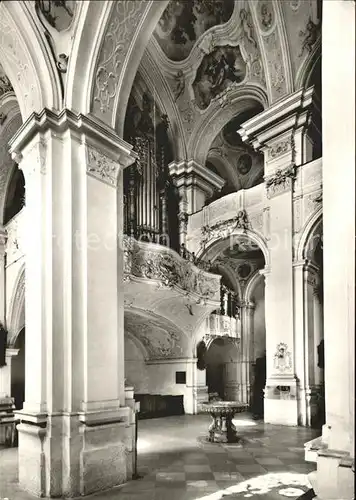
[169,160,224,246]
[9,109,137,498]
[306,2,355,498]
[294,260,319,427]
[240,88,316,425]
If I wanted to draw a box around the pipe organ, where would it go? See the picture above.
[207,283,241,340]
[219,284,240,319]
[124,94,179,250]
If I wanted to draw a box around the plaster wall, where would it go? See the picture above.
[124,336,148,394]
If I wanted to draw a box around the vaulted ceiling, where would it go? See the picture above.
[127,0,321,190]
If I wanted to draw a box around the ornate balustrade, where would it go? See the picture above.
[205,313,241,343]
[186,159,323,255]
[123,236,221,303]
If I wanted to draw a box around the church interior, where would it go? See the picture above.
[0,1,354,499]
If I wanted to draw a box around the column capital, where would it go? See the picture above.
[238,87,315,151]
[293,258,319,275]
[9,108,137,187]
[259,265,271,278]
[238,87,317,173]
[240,300,255,311]
[169,159,225,196]
[169,159,225,214]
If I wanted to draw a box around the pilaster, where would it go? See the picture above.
[9,108,137,498]
[293,259,321,427]
[240,301,255,406]
[305,2,355,498]
[239,88,317,426]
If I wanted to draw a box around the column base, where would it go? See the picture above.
[308,453,354,500]
[264,377,298,426]
[191,385,209,414]
[16,407,136,498]
[224,382,241,402]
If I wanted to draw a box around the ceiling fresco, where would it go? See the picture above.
[0,64,13,97]
[205,110,264,194]
[35,0,76,31]
[193,45,246,110]
[125,310,188,360]
[154,0,235,61]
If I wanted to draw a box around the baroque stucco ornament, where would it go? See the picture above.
[265,166,296,199]
[93,1,148,116]
[201,210,249,246]
[123,236,220,301]
[86,145,120,186]
[0,4,41,117]
[268,140,292,159]
[273,342,292,373]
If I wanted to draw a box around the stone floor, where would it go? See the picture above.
[0,413,318,500]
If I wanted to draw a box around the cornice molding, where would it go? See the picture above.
[238,86,315,149]
[8,108,137,170]
[169,159,225,192]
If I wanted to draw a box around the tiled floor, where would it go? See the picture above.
[0,413,318,500]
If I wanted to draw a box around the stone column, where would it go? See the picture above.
[0,348,18,444]
[9,109,137,498]
[192,361,209,412]
[0,348,19,398]
[239,88,316,426]
[169,160,224,245]
[312,283,323,387]
[240,301,255,405]
[294,260,319,427]
[306,2,355,498]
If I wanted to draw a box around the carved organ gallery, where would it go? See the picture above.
[0,1,354,499]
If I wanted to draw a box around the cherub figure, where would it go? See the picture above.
[299,18,320,56]
[173,70,185,101]
[236,210,249,230]
[237,8,257,48]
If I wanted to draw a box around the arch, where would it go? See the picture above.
[124,329,149,361]
[188,86,268,165]
[128,64,186,162]
[197,228,270,268]
[0,2,60,120]
[138,53,187,161]
[0,94,22,225]
[295,39,321,91]
[215,263,243,301]
[70,1,169,132]
[7,263,25,346]
[296,207,322,262]
[244,270,264,304]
